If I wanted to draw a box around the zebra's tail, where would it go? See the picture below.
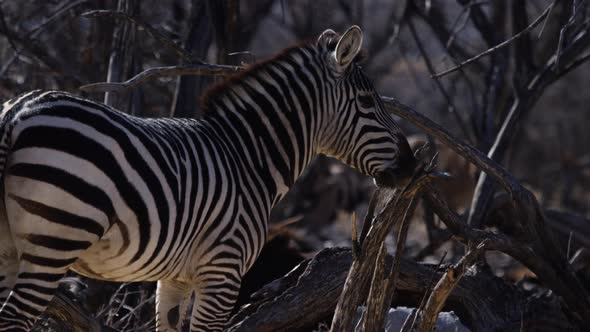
[0,91,45,186]
[0,95,31,192]
[0,107,14,188]
[0,103,17,192]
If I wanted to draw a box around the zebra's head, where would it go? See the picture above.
[316,26,417,188]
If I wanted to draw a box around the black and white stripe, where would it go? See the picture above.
[0,26,415,331]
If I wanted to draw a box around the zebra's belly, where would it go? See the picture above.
[72,220,180,282]
[72,222,141,281]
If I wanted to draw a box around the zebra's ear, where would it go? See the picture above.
[317,29,339,48]
[334,26,363,68]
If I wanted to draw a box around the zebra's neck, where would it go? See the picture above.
[201,45,327,207]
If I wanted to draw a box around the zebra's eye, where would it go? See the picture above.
[357,95,375,108]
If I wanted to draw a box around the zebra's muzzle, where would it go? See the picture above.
[374,146,418,189]
[374,167,412,189]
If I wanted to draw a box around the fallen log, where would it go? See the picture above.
[227,247,572,332]
[39,290,119,332]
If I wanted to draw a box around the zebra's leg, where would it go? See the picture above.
[0,259,71,331]
[0,188,101,330]
[188,277,240,332]
[0,203,17,306]
[156,280,192,332]
[0,250,17,310]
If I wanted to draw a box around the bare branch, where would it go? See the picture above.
[170,0,214,118]
[467,24,590,231]
[412,240,488,332]
[381,95,520,195]
[79,64,242,93]
[0,0,90,80]
[103,0,137,108]
[363,187,421,331]
[512,0,536,83]
[446,1,491,49]
[555,0,582,68]
[431,1,555,78]
[81,10,202,63]
[45,291,119,332]
[0,5,18,53]
[407,18,472,141]
[362,244,388,330]
[551,50,590,80]
[410,1,478,70]
[331,165,441,331]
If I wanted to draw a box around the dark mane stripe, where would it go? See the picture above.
[199,41,315,115]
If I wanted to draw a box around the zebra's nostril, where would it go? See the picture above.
[168,305,179,327]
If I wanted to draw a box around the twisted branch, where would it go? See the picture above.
[79,64,242,93]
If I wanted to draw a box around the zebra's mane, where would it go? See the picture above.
[199,41,314,115]
[199,37,367,116]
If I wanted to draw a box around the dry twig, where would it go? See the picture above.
[79,64,242,93]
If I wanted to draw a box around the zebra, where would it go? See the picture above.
[0,26,416,331]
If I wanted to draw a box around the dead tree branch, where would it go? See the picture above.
[44,291,119,332]
[103,0,137,108]
[431,1,555,78]
[406,18,472,141]
[409,1,480,72]
[381,96,519,194]
[362,244,389,331]
[81,10,202,63]
[0,0,90,82]
[170,0,214,118]
[466,22,590,231]
[79,64,241,93]
[363,185,422,331]
[411,240,488,332]
[330,161,441,331]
